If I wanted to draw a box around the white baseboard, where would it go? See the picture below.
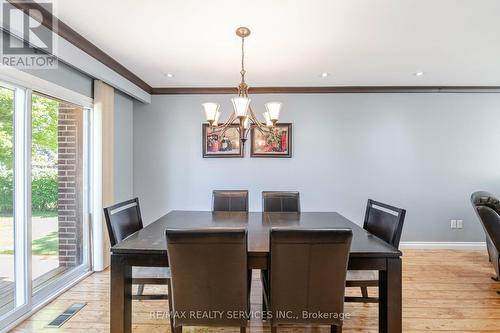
[400,241,486,250]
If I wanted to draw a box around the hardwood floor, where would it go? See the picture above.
[9,249,500,333]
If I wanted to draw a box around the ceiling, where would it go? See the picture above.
[51,0,500,88]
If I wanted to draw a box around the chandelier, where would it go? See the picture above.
[202,27,282,145]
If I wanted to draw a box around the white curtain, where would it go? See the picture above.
[92,80,114,271]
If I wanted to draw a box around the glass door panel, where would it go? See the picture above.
[31,93,85,292]
[0,86,17,317]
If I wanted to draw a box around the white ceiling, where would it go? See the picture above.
[51,0,500,88]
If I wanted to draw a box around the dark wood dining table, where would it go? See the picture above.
[110,211,402,333]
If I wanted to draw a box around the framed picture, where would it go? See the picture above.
[202,124,243,158]
[251,123,292,158]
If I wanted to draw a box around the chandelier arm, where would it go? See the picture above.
[220,125,231,138]
[248,105,268,129]
[255,118,281,142]
[206,112,235,136]
[221,112,237,128]
[254,123,267,136]
[249,114,267,132]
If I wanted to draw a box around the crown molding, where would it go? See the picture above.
[151,86,500,95]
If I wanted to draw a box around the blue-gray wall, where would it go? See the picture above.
[114,91,134,201]
[133,93,500,242]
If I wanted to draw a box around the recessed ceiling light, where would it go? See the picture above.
[414,71,424,77]
[165,73,175,78]
[320,72,330,78]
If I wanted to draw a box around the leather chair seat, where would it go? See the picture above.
[132,266,171,279]
[346,270,378,281]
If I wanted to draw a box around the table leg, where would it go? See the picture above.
[378,258,402,333]
[111,254,132,333]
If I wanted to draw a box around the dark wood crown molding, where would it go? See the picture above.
[7,0,152,93]
[151,86,500,95]
[151,87,238,95]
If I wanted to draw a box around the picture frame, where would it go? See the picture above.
[250,123,292,158]
[202,123,243,158]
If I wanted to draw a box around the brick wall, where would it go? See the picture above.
[57,105,83,267]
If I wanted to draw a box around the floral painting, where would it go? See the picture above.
[250,123,292,158]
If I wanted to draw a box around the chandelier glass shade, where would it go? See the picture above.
[202,27,282,144]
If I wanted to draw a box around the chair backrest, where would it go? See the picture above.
[262,191,300,212]
[363,199,406,248]
[212,190,248,212]
[471,191,500,251]
[103,198,143,246]
[269,228,352,326]
[166,228,248,328]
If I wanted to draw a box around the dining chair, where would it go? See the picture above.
[212,190,249,212]
[263,228,352,333]
[260,191,300,312]
[345,199,406,303]
[262,191,300,212]
[104,198,173,330]
[166,228,249,333]
[471,191,500,294]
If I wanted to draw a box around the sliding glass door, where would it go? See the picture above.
[31,93,88,296]
[0,80,91,329]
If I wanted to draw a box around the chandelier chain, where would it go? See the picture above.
[240,36,246,84]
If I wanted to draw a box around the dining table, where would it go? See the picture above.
[110,211,402,333]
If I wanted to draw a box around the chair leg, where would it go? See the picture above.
[240,327,246,333]
[331,325,342,333]
[360,286,369,298]
[137,284,145,296]
[262,294,267,315]
[271,326,277,333]
[173,326,182,333]
[167,281,174,333]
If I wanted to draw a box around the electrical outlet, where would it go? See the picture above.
[456,220,463,229]
[450,219,457,228]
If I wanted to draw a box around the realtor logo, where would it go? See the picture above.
[1,1,58,68]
